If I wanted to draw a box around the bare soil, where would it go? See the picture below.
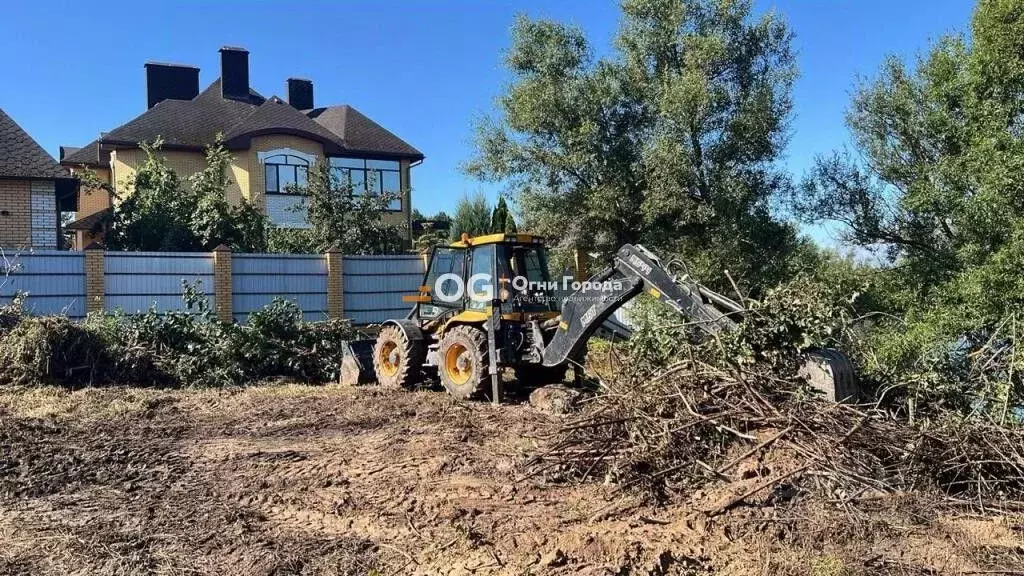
[0,384,1021,575]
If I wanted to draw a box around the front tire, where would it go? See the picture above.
[438,325,489,400]
[373,325,424,389]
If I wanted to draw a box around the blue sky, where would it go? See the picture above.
[1,0,973,241]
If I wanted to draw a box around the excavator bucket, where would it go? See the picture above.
[340,339,377,387]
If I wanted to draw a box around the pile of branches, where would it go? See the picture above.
[531,356,1024,510]
[527,279,1024,510]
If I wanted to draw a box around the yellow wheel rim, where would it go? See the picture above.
[379,340,400,377]
[444,343,473,385]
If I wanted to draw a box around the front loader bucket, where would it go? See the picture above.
[340,339,377,387]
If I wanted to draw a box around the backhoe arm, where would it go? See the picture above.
[541,244,743,368]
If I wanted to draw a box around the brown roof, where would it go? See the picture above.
[65,207,112,231]
[0,107,72,180]
[308,105,423,159]
[223,97,347,153]
[61,140,111,168]
[62,79,423,165]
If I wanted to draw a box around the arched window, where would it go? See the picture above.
[264,153,310,195]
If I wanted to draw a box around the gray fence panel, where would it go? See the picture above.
[0,251,86,318]
[105,252,215,314]
[343,255,423,324]
[232,254,328,323]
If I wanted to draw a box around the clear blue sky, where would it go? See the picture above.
[1,0,973,238]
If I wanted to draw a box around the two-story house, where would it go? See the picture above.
[62,46,424,249]
[0,107,77,249]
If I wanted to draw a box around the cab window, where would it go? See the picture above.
[426,247,465,306]
[468,245,495,310]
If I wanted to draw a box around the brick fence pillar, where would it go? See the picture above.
[212,244,233,323]
[326,248,344,319]
[84,242,105,314]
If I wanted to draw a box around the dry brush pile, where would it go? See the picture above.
[530,279,1024,514]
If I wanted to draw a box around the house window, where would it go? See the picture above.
[264,154,310,195]
[328,157,402,211]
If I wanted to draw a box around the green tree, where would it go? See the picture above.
[467,0,800,291]
[449,193,493,240]
[102,137,268,252]
[792,0,1024,416]
[268,162,406,255]
[490,196,516,233]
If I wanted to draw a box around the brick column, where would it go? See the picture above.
[212,244,233,323]
[326,248,344,319]
[84,242,105,314]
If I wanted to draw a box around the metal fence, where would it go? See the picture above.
[232,254,329,323]
[105,251,215,314]
[343,255,424,325]
[0,249,422,325]
[0,250,86,318]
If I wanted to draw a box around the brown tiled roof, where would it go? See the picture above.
[308,105,423,159]
[61,140,111,168]
[61,79,423,164]
[101,79,265,149]
[223,97,347,153]
[0,107,72,179]
[65,207,112,231]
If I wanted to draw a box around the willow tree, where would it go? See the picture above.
[468,0,802,291]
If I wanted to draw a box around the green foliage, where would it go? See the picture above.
[490,196,516,233]
[449,193,492,240]
[468,0,801,293]
[0,284,355,388]
[790,0,1024,419]
[411,210,452,251]
[267,162,406,255]
[102,137,269,252]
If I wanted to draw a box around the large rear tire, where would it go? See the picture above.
[438,325,489,400]
[373,325,424,389]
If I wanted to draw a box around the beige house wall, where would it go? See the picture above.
[87,135,414,247]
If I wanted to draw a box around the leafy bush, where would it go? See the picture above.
[0,285,355,388]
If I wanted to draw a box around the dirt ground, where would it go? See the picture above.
[0,383,1021,576]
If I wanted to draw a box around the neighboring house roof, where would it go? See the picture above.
[65,206,112,231]
[0,107,73,180]
[62,78,423,165]
[101,79,265,150]
[223,97,347,153]
[308,105,423,158]
[61,140,111,168]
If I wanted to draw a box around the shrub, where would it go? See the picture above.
[0,287,355,388]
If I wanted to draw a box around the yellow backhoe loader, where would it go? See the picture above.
[342,233,856,404]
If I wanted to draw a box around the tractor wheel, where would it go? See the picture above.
[438,325,489,400]
[373,325,424,389]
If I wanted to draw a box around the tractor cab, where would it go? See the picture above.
[416,233,561,323]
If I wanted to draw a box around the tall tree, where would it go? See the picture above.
[793,0,1024,322]
[490,196,516,233]
[449,193,493,240]
[467,0,800,290]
